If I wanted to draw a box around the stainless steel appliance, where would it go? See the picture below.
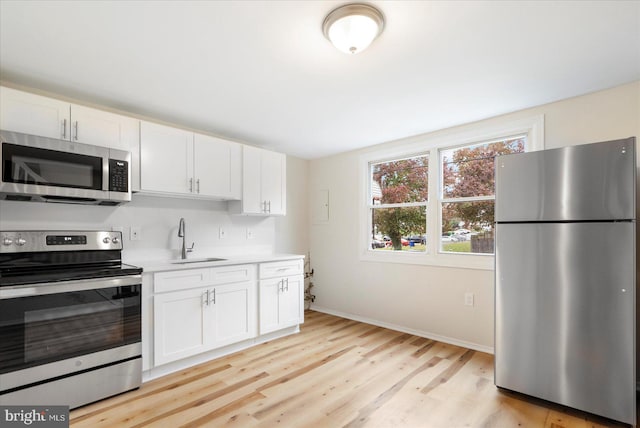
[0,230,142,409]
[0,130,131,205]
[494,137,636,425]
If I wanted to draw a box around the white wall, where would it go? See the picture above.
[309,81,640,352]
[0,155,309,264]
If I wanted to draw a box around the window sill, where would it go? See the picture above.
[359,250,494,270]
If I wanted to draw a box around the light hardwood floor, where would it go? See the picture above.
[71,310,632,427]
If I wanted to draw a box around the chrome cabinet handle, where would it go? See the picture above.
[196,179,200,194]
[279,279,284,292]
[62,119,67,139]
[74,121,79,141]
[189,178,193,192]
[285,277,289,291]
[209,288,216,305]
[267,201,271,213]
[204,290,209,306]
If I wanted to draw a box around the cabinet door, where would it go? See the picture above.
[154,288,211,366]
[259,277,282,334]
[242,145,264,214]
[261,149,286,215]
[140,121,193,194]
[280,275,304,328]
[210,281,256,348]
[70,104,138,151]
[193,134,241,199]
[0,86,69,139]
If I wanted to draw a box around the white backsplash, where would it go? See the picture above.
[0,194,276,264]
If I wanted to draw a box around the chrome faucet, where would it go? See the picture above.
[178,217,194,259]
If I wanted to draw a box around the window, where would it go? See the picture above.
[359,115,544,269]
[440,136,525,254]
[369,154,428,252]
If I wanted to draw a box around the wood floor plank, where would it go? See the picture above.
[70,310,631,428]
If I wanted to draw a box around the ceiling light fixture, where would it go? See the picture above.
[322,3,385,55]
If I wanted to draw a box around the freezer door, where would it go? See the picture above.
[495,222,635,425]
[495,138,635,222]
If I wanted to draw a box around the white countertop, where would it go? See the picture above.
[132,253,305,273]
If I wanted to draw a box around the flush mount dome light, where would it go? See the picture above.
[322,3,385,55]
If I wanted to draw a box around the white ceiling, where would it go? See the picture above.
[1,1,639,159]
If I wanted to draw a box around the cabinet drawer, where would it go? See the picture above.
[210,264,256,285]
[259,259,304,279]
[154,268,210,293]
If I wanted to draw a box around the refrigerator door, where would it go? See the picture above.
[495,222,635,425]
[495,138,635,222]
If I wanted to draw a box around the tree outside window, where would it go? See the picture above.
[370,155,428,251]
[440,136,525,253]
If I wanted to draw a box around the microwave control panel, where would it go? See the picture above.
[109,159,129,193]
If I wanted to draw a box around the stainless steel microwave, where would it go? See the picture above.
[0,130,131,205]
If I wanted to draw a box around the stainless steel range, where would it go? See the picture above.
[0,230,143,409]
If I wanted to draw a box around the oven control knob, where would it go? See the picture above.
[2,237,13,246]
[15,237,26,246]
[102,237,111,244]
[111,236,120,244]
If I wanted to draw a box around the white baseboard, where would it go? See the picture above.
[310,305,494,355]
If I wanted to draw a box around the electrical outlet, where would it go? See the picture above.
[464,292,474,307]
[219,226,226,239]
[130,226,141,241]
[246,228,254,239]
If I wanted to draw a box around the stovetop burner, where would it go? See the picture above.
[0,263,143,287]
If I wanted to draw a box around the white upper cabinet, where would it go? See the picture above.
[139,121,241,200]
[193,134,241,199]
[140,121,193,195]
[0,86,138,151]
[229,145,286,215]
[69,104,138,151]
[0,87,69,139]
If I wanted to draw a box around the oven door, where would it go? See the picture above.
[0,132,110,201]
[0,275,141,393]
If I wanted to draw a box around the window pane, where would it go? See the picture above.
[371,206,426,252]
[442,137,525,198]
[371,155,428,205]
[441,201,494,254]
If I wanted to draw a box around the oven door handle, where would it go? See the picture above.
[0,275,142,299]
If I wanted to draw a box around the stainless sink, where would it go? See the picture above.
[170,257,227,264]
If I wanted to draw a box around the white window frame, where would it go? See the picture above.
[368,153,429,252]
[359,115,544,270]
[439,134,527,255]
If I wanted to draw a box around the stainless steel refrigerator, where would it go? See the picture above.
[494,137,637,425]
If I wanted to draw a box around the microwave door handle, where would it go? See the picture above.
[103,155,110,192]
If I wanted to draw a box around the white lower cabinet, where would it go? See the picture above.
[154,287,210,365]
[153,265,256,366]
[148,258,304,370]
[259,260,305,335]
[259,275,304,335]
